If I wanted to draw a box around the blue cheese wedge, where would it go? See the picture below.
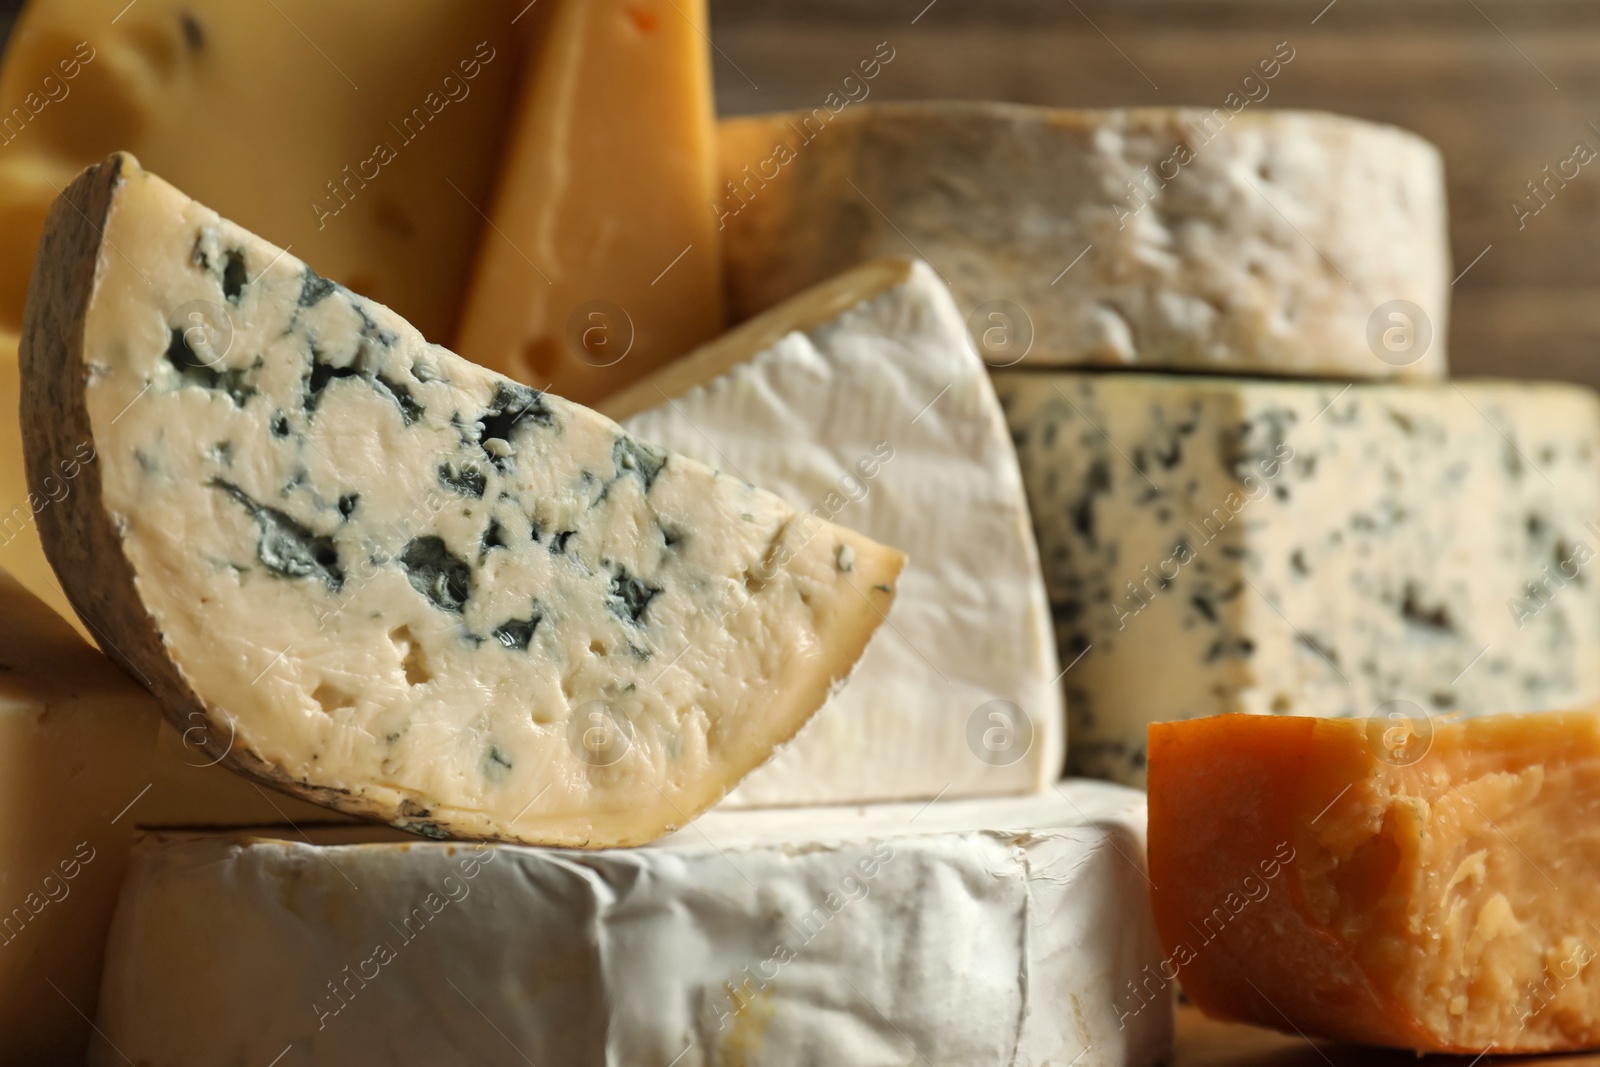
[720,103,1449,380]
[91,781,1169,1067]
[604,259,1064,805]
[20,154,904,848]
[996,372,1600,785]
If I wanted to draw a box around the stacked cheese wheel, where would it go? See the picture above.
[0,3,1596,1066]
[719,102,1600,785]
[714,103,1600,1056]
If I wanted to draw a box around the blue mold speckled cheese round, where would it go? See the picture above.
[997,371,1600,785]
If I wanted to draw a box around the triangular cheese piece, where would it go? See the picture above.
[606,259,1064,805]
[20,154,903,848]
[455,0,725,404]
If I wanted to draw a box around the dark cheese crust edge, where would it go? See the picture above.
[18,154,506,842]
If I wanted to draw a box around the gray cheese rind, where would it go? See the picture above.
[721,103,1449,380]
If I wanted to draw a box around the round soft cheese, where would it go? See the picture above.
[90,781,1170,1067]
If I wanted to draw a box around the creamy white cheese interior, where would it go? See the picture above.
[23,155,902,846]
[620,260,1063,805]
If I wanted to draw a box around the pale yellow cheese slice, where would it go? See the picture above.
[139,719,363,829]
[455,0,725,405]
[0,567,159,1065]
[0,330,83,635]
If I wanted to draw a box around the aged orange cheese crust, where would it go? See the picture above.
[1148,711,1600,1054]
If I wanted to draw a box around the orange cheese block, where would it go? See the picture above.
[454,0,725,405]
[1147,711,1600,1055]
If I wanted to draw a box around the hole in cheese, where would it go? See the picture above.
[389,626,431,687]
[311,682,356,714]
[624,6,659,33]
[124,21,179,81]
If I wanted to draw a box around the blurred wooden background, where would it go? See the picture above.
[0,2,1587,388]
[709,0,1600,389]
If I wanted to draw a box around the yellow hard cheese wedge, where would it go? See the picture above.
[0,330,84,634]
[139,718,363,829]
[22,154,903,848]
[455,0,725,405]
[1149,711,1600,1054]
[0,0,522,340]
[0,564,346,1063]
[0,567,159,1065]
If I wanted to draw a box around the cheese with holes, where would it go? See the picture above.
[0,567,159,1065]
[21,154,903,848]
[92,781,1169,1067]
[720,103,1449,380]
[605,259,1062,805]
[995,372,1600,785]
[455,0,724,404]
[0,330,84,633]
[0,0,523,339]
[1149,710,1600,1053]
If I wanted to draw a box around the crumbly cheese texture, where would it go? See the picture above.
[612,259,1062,805]
[720,103,1449,380]
[20,154,903,848]
[92,781,1170,1067]
[996,372,1600,785]
[1149,711,1600,1053]
[456,0,725,404]
[0,0,522,339]
[0,568,160,1066]
[9,331,362,824]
